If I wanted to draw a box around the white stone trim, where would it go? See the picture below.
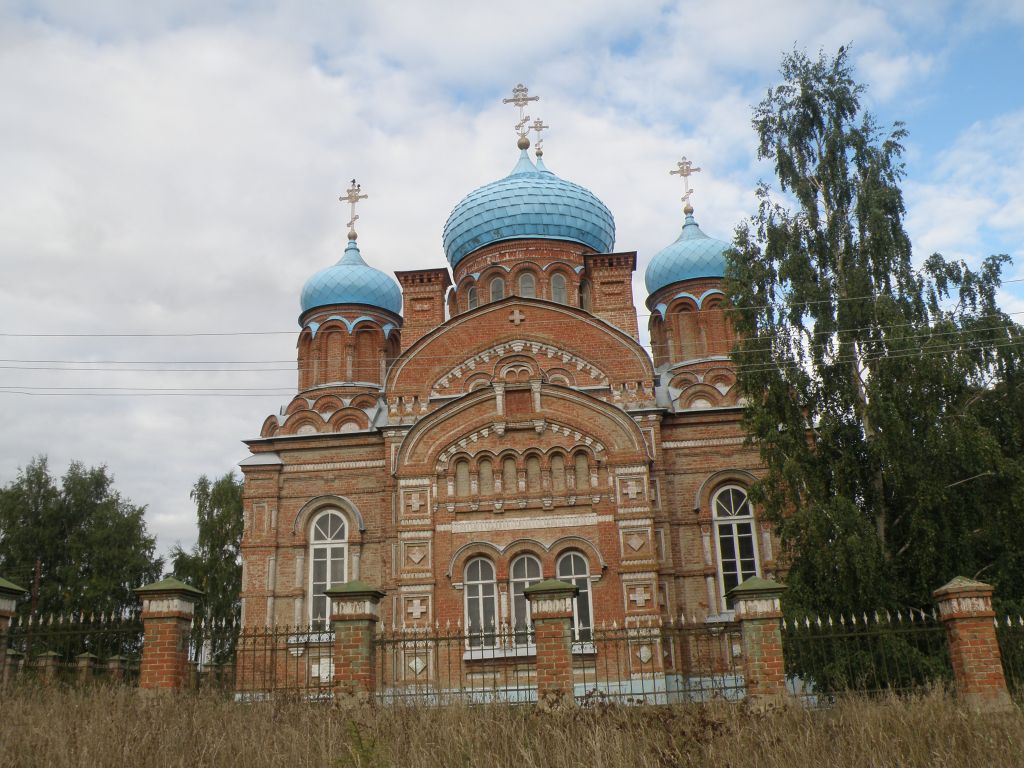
[661,437,746,449]
[283,460,386,473]
[437,513,611,534]
[142,597,195,615]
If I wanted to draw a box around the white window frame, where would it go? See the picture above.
[489,276,505,302]
[556,552,593,642]
[509,554,542,645]
[308,509,348,629]
[464,557,498,649]
[518,272,536,298]
[551,273,567,304]
[712,485,760,612]
[467,284,478,310]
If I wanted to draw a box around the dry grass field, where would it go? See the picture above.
[0,686,1020,768]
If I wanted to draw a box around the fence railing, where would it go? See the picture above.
[2,613,143,689]
[996,615,1024,702]
[782,609,951,705]
[227,625,335,700]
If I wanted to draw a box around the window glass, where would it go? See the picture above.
[490,277,505,302]
[713,486,759,610]
[518,272,536,298]
[309,510,347,629]
[551,273,567,304]
[465,558,497,648]
[509,555,542,644]
[467,285,478,310]
[556,553,592,641]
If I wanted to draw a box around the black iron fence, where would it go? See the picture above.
[782,609,951,705]
[996,615,1024,701]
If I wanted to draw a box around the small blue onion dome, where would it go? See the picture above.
[300,240,403,315]
[443,150,615,268]
[644,212,730,294]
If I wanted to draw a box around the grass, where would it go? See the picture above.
[0,686,1020,767]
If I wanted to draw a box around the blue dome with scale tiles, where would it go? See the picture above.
[644,213,729,294]
[300,240,402,315]
[443,150,615,268]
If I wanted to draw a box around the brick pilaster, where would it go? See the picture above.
[395,268,450,352]
[933,577,1014,712]
[729,576,788,706]
[135,577,203,692]
[0,577,26,687]
[582,252,640,341]
[326,580,385,702]
[525,579,578,710]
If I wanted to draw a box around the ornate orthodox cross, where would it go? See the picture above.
[341,179,368,239]
[670,157,702,211]
[531,117,549,155]
[503,83,540,145]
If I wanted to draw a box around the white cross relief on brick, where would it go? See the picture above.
[509,309,526,325]
[406,598,427,620]
[406,493,423,513]
[629,586,652,607]
[624,480,641,500]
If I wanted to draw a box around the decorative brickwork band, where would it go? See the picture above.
[728,576,788,705]
[326,580,385,702]
[933,576,1014,712]
[135,577,203,692]
[525,579,578,710]
[0,577,27,687]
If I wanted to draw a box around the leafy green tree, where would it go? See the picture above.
[0,455,163,618]
[171,472,243,662]
[726,47,1024,618]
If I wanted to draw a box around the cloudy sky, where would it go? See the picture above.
[2,0,1023,561]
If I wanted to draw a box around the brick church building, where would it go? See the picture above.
[238,90,773,647]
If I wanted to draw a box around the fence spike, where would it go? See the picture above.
[909,610,916,623]
[884,609,891,624]
[931,607,938,621]
[1018,615,1024,628]
[874,611,880,624]
[862,612,869,625]
[690,614,698,626]
[838,614,845,626]
[827,614,834,627]
[815,615,822,628]
[47,613,54,625]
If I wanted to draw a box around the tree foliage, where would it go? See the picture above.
[726,47,1024,616]
[0,456,163,617]
[170,472,243,661]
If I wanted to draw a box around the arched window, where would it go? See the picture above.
[518,272,536,298]
[467,285,478,310]
[574,453,590,491]
[502,457,517,494]
[557,552,593,642]
[550,454,566,492]
[464,558,497,648]
[309,510,347,629]
[579,280,592,311]
[526,455,541,492]
[509,554,542,644]
[455,459,470,496]
[551,273,567,304]
[478,458,494,495]
[713,486,759,611]
[489,276,505,302]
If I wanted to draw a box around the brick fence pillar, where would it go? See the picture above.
[325,580,385,703]
[0,577,27,687]
[729,576,788,706]
[525,579,578,710]
[135,577,204,692]
[933,576,1014,712]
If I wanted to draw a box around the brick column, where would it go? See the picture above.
[77,652,97,684]
[135,577,203,692]
[525,579,578,710]
[933,576,1014,712]
[0,577,26,687]
[729,576,788,706]
[325,580,385,702]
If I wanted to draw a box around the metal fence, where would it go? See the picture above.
[1,613,143,690]
[782,609,951,705]
[227,624,335,700]
[996,615,1024,702]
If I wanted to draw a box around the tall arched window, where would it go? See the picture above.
[455,459,470,496]
[518,272,536,298]
[509,554,542,644]
[713,486,759,611]
[478,458,494,495]
[309,510,347,628]
[489,276,505,302]
[579,280,592,311]
[557,552,593,641]
[550,454,566,492]
[551,273,568,304]
[467,285,478,310]
[526,455,541,492]
[464,558,497,648]
[574,453,590,491]
[502,457,517,494]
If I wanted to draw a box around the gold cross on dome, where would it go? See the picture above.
[670,156,702,211]
[340,179,368,239]
[503,83,540,143]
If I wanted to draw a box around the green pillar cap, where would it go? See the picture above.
[134,576,204,599]
[37,650,61,658]
[524,579,579,597]
[323,580,385,600]
[727,576,787,601]
[76,652,98,659]
[0,576,27,597]
[933,575,994,599]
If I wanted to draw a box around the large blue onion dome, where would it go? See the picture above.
[300,239,403,316]
[644,211,730,294]
[443,150,615,268]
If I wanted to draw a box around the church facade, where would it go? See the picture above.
[238,90,774,646]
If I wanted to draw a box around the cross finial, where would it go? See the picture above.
[503,83,540,149]
[531,117,549,157]
[670,156,702,214]
[340,179,368,240]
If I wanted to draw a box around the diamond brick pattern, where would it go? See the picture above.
[443,151,616,268]
[644,214,729,294]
